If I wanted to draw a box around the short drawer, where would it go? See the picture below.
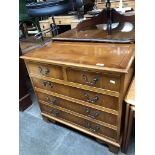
[27,62,63,79]
[55,18,71,25]
[40,103,117,139]
[53,16,76,25]
[66,68,102,88]
[32,78,118,111]
[37,92,118,126]
[66,68,121,91]
[102,73,121,92]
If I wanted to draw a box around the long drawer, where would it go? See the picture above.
[40,103,117,140]
[37,92,118,126]
[32,77,119,111]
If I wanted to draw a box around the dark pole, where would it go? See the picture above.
[105,0,112,34]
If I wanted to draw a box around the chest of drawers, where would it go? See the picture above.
[21,41,135,154]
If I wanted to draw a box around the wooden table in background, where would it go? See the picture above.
[48,15,82,29]
[122,76,135,153]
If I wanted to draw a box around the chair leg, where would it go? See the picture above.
[34,17,44,42]
[51,16,58,36]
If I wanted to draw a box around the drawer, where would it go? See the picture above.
[37,92,118,126]
[40,103,117,139]
[66,68,121,91]
[27,62,63,79]
[32,77,69,96]
[55,18,71,25]
[66,68,102,88]
[102,73,121,92]
[32,78,118,111]
[50,16,76,25]
[69,87,118,111]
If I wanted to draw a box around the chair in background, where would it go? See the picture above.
[19,0,41,39]
[25,0,83,38]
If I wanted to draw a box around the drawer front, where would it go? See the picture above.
[69,87,118,111]
[32,78,118,111]
[55,18,71,25]
[40,103,117,139]
[54,17,75,25]
[37,92,118,126]
[49,16,77,25]
[32,77,69,96]
[27,62,63,79]
[102,74,121,92]
[66,68,102,88]
[66,68,120,91]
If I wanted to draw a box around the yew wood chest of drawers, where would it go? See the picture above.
[21,41,135,154]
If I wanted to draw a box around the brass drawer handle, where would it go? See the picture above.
[82,74,99,86]
[49,109,59,116]
[84,92,99,103]
[38,66,49,76]
[86,122,100,132]
[42,80,54,88]
[85,107,100,119]
[44,96,57,105]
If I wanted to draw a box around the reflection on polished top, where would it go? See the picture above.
[21,41,135,73]
[52,24,135,43]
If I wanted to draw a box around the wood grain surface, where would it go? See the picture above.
[21,41,135,73]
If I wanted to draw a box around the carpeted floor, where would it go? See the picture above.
[19,91,135,155]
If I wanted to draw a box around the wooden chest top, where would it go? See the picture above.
[21,41,134,73]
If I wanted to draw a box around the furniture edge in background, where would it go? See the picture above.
[19,45,32,111]
[122,76,135,153]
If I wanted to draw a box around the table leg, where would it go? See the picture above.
[123,106,135,153]
[122,103,130,152]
